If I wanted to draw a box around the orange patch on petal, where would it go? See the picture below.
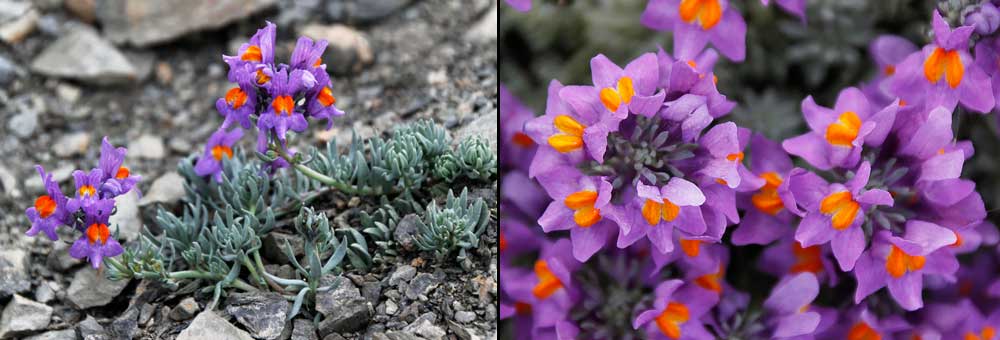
[78,185,96,198]
[885,245,925,278]
[679,0,721,30]
[884,65,896,75]
[272,95,295,116]
[225,87,248,109]
[241,45,262,62]
[848,322,882,340]
[532,260,563,299]
[655,302,690,339]
[548,115,586,153]
[752,172,784,215]
[599,77,635,112]
[255,69,271,84]
[924,47,964,88]
[318,86,336,107]
[115,166,130,180]
[790,242,823,274]
[951,231,963,248]
[565,190,601,227]
[34,195,56,218]
[86,223,110,245]
[212,145,234,161]
[514,302,532,315]
[825,111,862,147]
[679,239,701,257]
[695,265,724,293]
[726,152,744,162]
[499,232,508,252]
[820,191,860,230]
[313,58,323,67]
[512,132,535,147]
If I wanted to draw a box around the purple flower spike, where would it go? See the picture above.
[633,280,719,340]
[790,161,894,271]
[224,21,276,83]
[66,168,105,213]
[763,273,821,338]
[853,221,959,311]
[732,134,796,246]
[68,198,123,269]
[782,87,898,170]
[216,67,258,130]
[889,11,995,113]
[304,68,345,131]
[25,166,68,241]
[194,128,244,182]
[642,0,747,62]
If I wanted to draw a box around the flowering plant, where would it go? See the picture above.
[501,1,1000,339]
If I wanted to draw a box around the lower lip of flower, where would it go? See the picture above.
[34,195,56,218]
[212,145,234,160]
[86,223,110,245]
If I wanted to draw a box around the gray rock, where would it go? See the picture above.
[65,0,97,22]
[453,109,498,156]
[108,189,141,241]
[261,233,304,265]
[361,280,383,307]
[33,282,55,304]
[0,295,52,339]
[169,297,199,321]
[291,319,317,340]
[138,172,185,206]
[24,329,76,340]
[176,310,254,340]
[67,268,130,309]
[389,265,416,286]
[448,320,482,340]
[77,315,107,340]
[402,319,445,340]
[7,109,36,138]
[393,214,421,252]
[0,249,31,298]
[128,134,165,160]
[52,132,91,157]
[298,24,373,75]
[0,54,17,86]
[325,0,409,23]
[30,26,136,85]
[384,300,398,315]
[315,276,372,335]
[454,311,475,323]
[46,241,81,271]
[0,165,16,198]
[109,306,140,339]
[405,273,437,300]
[97,0,278,46]
[55,83,81,104]
[224,292,288,340]
[124,50,154,82]
[464,2,496,42]
[0,2,38,44]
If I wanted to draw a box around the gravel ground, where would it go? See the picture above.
[0,0,498,339]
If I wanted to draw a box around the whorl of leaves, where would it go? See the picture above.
[414,188,491,261]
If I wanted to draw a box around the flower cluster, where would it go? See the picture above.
[501,3,1000,339]
[196,22,345,181]
[24,138,140,269]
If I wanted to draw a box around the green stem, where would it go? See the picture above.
[270,142,384,196]
[241,255,266,288]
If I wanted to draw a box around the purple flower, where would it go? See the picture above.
[866,35,918,106]
[66,168,105,213]
[923,300,1000,337]
[975,35,1000,114]
[696,122,755,189]
[763,273,821,338]
[889,11,995,113]
[641,0,747,62]
[501,170,549,220]
[224,21,276,85]
[500,84,538,172]
[504,0,532,12]
[853,221,959,311]
[97,137,140,199]
[68,198,123,269]
[25,165,68,241]
[500,239,580,336]
[194,128,244,182]
[536,167,618,261]
[256,67,312,152]
[789,161,894,271]
[759,236,839,286]
[732,134,796,245]
[290,36,328,72]
[813,307,909,339]
[216,66,258,130]
[782,87,898,170]
[613,178,707,255]
[633,279,719,340]
[568,53,664,119]
[965,2,1000,35]
[523,79,617,166]
[303,68,345,131]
